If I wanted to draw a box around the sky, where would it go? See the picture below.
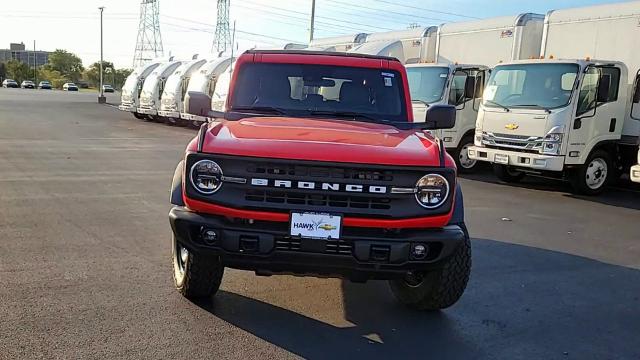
[0,0,628,69]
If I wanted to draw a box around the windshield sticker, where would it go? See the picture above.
[384,77,393,87]
[501,29,513,38]
[440,73,448,78]
[484,85,498,101]
[381,72,395,78]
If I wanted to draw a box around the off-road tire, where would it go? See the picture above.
[452,136,479,173]
[569,150,611,196]
[172,236,224,299]
[493,164,525,183]
[389,224,471,311]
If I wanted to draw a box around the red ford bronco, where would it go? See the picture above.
[169,50,471,310]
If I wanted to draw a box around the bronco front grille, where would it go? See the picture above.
[245,190,392,210]
[246,163,394,182]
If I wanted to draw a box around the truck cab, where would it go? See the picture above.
[157,59,207,124]
[407,63,487,172]
[170,50,471,310]
[119,61,161,119]
[181,56,233,126]
[137,61,183,118]
[469,59,640,194]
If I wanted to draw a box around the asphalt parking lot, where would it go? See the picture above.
[1,88,639,359]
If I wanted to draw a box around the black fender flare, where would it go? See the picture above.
[170,160,185,206]
[448,183,465,226]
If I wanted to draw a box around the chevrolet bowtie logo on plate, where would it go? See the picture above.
[505,123,519,130]
[318,224,337,231]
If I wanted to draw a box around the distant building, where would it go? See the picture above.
[0,42,50,66]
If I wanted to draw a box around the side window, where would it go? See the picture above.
[599,67,620,103]
[577,67,599,116]
[449,71,467,106]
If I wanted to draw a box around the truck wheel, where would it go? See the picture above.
[452,136,478,173]
[133,112,145,120]
[493,164,525,183]
[569,150,611,195]
[389,225,471,311]
[172,236,224,299]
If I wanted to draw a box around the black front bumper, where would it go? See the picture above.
[169,206,466,282]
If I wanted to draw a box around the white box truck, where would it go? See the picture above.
[119,60,162,119]
[353,15,543,171]
[308,33,368,51]
[469,1,640,194]
[157,58,207,124]
[137,60,183,119]
[181,56,234,126]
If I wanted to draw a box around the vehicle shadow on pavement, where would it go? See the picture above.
[461,171,640,211]
[196,239,640,359]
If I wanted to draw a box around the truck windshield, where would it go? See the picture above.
[483,63,579,110]
[163,72,182,97]
[230,63,408,123]
[406,66,449,104]
[122,73,140,93]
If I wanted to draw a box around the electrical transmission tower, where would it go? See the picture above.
[133,0,164,67]
[212,0,232,54]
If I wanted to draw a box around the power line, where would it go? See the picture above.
[324,0,450,23]
[369,0,480,19]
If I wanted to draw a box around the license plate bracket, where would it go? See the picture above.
[495,153,509,164]
[290,212,342,240]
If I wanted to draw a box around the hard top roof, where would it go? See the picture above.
[243,49,401,62]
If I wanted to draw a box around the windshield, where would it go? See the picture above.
[230,63,408,123]
[163,72,183,97]
[123,73,140,92]
[187,73,208,92]
[484,63,579,110]
[141,73,160,95]
[406,66,449,104]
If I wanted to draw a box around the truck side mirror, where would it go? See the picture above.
[597,74,610,103]
[464,77,476,99]
[424,104,456,129]
[187,91,212,116]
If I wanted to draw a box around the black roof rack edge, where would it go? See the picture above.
[244,49,400,62]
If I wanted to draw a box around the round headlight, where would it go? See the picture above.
[190,160,223,194]
[415,174,449,209]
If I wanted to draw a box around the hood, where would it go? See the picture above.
[481,108,549,137]
[196,117,444,167]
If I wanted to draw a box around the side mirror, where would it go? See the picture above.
[597,75,610,103]
[464,76,476,99]
[187,91,212,116]
[425,104,456,129]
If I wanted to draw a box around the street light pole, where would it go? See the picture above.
[98,6,106,103]
[309,0,316,42]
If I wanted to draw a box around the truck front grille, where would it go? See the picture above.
[482,132,543,153]
[245,190,392,210]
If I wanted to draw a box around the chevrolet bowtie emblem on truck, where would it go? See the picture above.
[505,123,519,130]
[318,224,337,231]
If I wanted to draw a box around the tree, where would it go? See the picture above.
[0,62,6,81]
[45,49,84,82]
[6,60,32,83]
[83,61,114,87]
[38,68,67,89]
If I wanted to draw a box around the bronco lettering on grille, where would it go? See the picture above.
[250,178,387,194]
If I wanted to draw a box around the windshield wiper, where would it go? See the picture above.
[511,104,552,114]
[308,110,384,123]
[484,100,510,112]
[411,99,430,107]
[231,106,289,115]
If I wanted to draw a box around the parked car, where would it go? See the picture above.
[38,81,52,90]
[21,80,35,89]
[63,83,79,91]
[2,79,19,88]
[102,84,115,93]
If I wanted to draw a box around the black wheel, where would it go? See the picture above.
[172,236,224,299]
[389,224,471,311]
[569,150,611,195]
[133,112,145,120]
[166,117,179,126]
[493,164,525,183]
[452,136,479,173]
